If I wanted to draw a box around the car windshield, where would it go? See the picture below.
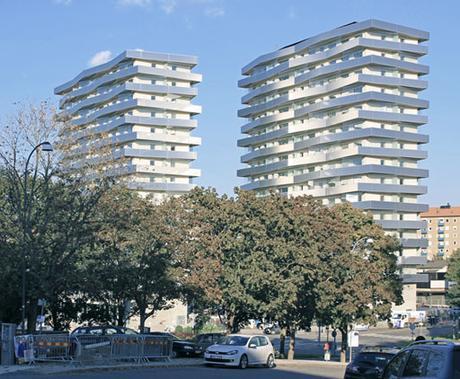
[122,328,138,335]
[355,353,394,368]
[218,336,249,346]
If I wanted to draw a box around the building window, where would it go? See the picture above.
[171,81,176,87]
[150,127,155,133]
[171,146,176,151]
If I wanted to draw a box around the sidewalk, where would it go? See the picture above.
[0,366,34,376]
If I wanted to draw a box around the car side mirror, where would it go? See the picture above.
[249,343,257,349]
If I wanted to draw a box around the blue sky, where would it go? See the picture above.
[0,0,458,205]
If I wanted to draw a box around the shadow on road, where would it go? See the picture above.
[1,365,345,379]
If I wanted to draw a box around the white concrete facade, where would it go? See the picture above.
[55,50,202,202]
[238,20,430,311]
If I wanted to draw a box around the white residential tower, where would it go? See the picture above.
[55,49,202,202]
[237,20,430,310]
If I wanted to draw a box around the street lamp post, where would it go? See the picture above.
[20,141,53,332]
[347,236,373,362]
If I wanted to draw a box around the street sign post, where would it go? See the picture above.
[348,330,359,362]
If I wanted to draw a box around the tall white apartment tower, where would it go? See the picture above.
[237,20,429,310]
[55,50,202,202]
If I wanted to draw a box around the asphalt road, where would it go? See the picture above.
[2,365,345,379]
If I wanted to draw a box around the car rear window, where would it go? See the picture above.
[355,352,394,368]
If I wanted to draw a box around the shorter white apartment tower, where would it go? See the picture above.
[55,49,202,202]
[237,20,429,311]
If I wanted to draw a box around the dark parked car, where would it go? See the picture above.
[344,347,399,378]
[70,325,138,336]
[149,332,203,358]
[382,340,460,379]
[193,333,225,351]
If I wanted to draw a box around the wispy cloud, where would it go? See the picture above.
[52,0,72,5]
[158,0,176,14]
[116,0,224,17]
[117,0,152,7]
[288,6,296,19]
[88,51,113,67]
[204,5,224,17]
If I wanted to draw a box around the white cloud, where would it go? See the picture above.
[158,0,176,14]
[117,0,152,7]
[116,0,224,17]
[53,0,72,5]
[88,51,113,67]
[204,6,224,17]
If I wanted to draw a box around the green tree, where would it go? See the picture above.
[314,203,402,362]
[81,186,178,329]
[0,102,109,331]
[446,249,460,307]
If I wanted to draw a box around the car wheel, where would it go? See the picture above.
[171,350,177,358]
[266,354,275,368]
[239,354,248,369]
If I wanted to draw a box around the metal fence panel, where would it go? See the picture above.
[141,335,172,361]
[32,334,73,362]
[13,333,172,365]
[74,335,112,364]
[110,335,143,362]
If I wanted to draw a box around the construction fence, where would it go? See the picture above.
[14,333,172,364]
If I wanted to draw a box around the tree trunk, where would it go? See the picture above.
[340,328,348,363]
[139,305,147,333]
[287,328,296,360]
[27,298,38,333]
[279,328,286,358]
[226,313,235,334]
[51,307,59,331]
[116,303,125,326]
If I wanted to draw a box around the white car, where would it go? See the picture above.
[204,334,275,369]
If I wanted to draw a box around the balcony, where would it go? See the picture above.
[438,236,444,241]
[438,229,444,234]
[438,220,445,226]
[430,280,448,290]
[403,273,429,284]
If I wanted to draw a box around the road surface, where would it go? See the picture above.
[2,364,345,379]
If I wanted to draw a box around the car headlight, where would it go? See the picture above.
[184,346,193,350]
[226,350,238,355]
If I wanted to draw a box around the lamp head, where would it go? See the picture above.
[41,142,53,152]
